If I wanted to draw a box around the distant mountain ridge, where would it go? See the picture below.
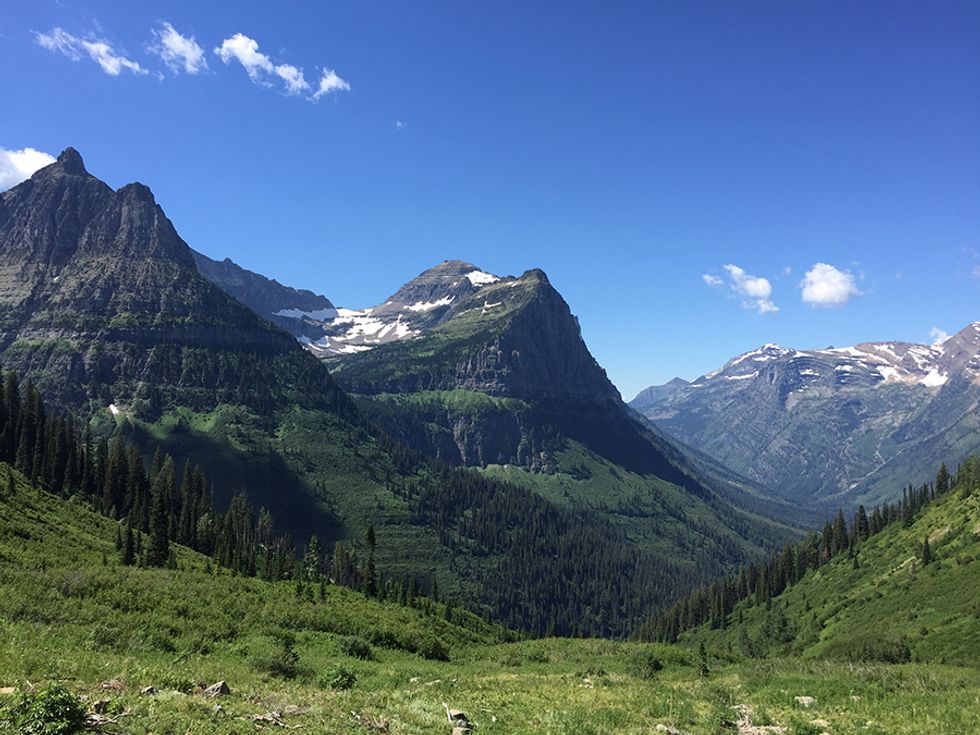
[191,250,337,340]
[631,323,980,509]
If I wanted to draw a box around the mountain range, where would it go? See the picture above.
[0,148,797,635]
[632,324,980,510]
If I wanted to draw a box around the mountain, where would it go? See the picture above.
[0,148,793,637]
[631,325,980,510]
[191,249,337,340]
[276,259,801,566]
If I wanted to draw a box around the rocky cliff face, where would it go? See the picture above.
[327,263,695,480]
[191,250,337,340]
[631,324,980,508]
[0,149,330,414]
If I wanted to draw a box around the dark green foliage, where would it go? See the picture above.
[250,631,301,679]
[625,647,663,679]
[852,637,912,664]
[640,460,964,643]
[417,636,450,661]
[3,685,87,735]
[340,636,375,660]
[698,641,709,678]
[319,664,356,690]
[921,536,933,566]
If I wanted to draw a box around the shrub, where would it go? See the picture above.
[853,637,912,664]
[319,665,356,690]
[251,631,301,679]
[4,685,87,735]
[627,648,664,679]
[417,636,450,661]
[340,636,375,660]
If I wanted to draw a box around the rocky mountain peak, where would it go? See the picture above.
[54,147,87,176]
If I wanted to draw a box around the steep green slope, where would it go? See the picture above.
[2,469,978,735]
[671,459,980,666]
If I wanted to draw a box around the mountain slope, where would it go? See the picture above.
[632,325,980,510]
[672,457,980,667]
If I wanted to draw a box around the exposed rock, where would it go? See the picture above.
[794,696,816,708]
[632,324,980,508]
[140,686,157,696]
[203,680,230,698]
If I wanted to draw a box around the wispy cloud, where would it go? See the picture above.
[703,265,778,314]
[929,327,950,346]
[149,22,207,75]
[312,69,350,99]
[0,146,56,190]
[799,262,860,307]
[36,27,147,76]
[214,33,348,101]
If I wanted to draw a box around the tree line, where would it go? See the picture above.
[636,458,978,643]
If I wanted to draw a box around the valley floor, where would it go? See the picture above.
[2,635,978,734]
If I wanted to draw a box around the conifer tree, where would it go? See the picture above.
[921,536,932,566]
[148,456,175,567]
[698,641,709,678]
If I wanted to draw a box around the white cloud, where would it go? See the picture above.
[312,68,350,99]
[0,146,56,190]
[722,264,779,314]
[214,33,347,101]
[972,265,980,280]
[150,22,207,75]
[36,27,147,76]
[702,273,723,287]
[274,63,310,95]
[929,327,950,346]
[214,33,274,81]
[799,262,860,307]
[394,120,407,130]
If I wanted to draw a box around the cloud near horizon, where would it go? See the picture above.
[799,262,860,307]
[0,146,56,190]
[35,27,147,76]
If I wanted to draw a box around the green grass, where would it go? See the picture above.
[2,463,978,734]
[683,480,980,667]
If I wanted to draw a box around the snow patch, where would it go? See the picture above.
[919,369,948,387]
[466,270,500,286]
[407,296,454,312]
[725,372,758,381]
[877,366,901,382]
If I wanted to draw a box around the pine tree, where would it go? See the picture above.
[148,456,175,567]
[5,465,13,496]
[121,524,135,566]
[698,641,709,678]
[921,536,933,566]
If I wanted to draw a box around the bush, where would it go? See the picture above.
[4,685,87,735]
[626,647,664,679]
[853,637,912,664]
[340,636,375,661]
[251,631,301,679]
[417,636,450,661]
[319,665,356,690]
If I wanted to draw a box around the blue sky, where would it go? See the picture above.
[1,1,978,399]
